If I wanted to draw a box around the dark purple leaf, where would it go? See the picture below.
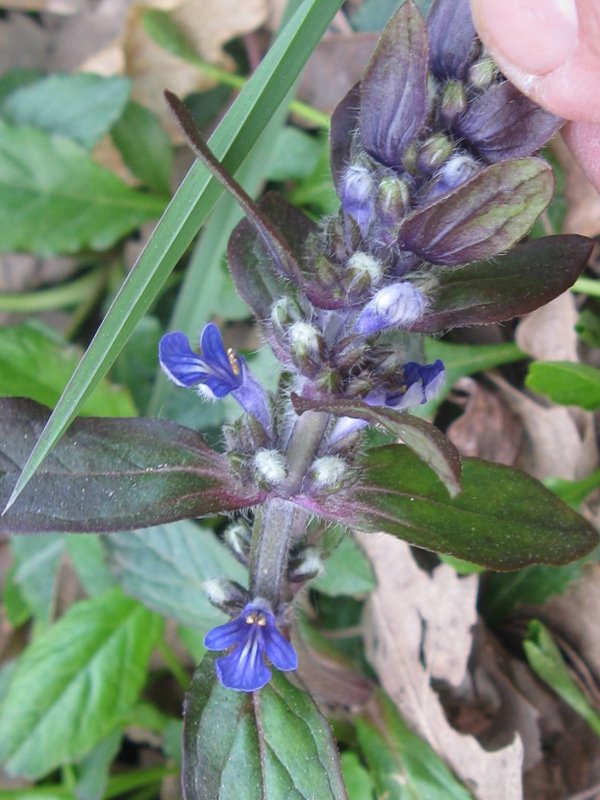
[427,0,479,80]
[397,157,554,265]
[228,192,315,319]
[455,81,563,162]
[297,445,598,570]
[291,393,461,497]
[360,1,428,169]
[165,91,303,284]
[0,398,263,533]
[412,235,593,333]
[330,83,361,195]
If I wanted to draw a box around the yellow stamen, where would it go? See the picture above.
[227,347,240,376]
[245,613,256,624]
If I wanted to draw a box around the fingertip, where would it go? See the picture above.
[470,0,578,76]
[562,121,600,197]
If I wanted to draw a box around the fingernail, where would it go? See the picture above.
[474,0,578,75]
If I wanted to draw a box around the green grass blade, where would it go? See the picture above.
[3,0,343,513]
[146,87,294,417]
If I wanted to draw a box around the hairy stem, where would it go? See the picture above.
[249,409,330,606]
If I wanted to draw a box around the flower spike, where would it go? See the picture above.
[204,599,298,692]
[159,323,271,430]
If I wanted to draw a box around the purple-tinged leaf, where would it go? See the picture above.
[360,1,428,169]
[0,398,264,534]
[427,0,479,80]
[228,192,315,319]
[398,157,554,265]
[330,83,361,195]
[412,235,593,333]
[455,81,563,163]
[291,393,461,497]
[165,91,303,285]
[297,445,598,570]
[183,655,348,800]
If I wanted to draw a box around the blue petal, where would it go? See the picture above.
[262,623,298,672]
[215,635,272,692]
[204,615,248,651]
[200,323,238,377]
[231,370,272,431]
[159,332,211,387]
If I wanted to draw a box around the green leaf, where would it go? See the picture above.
[0,69,43,105]
[0,121,166,254]
[6,0,343,512]
[3,565,31,627]
[111,101,173,194]
[0,323,136,417]
[105,520,246,631]
[75,731,122,800]
[183,656,348,800]
[266,126,322,181]
[66,536,118,598]
[10,535,66,625]
[340,752,375,800]
[524,620,600,736]
[480,563,583,623]
[398,158,554,265]
[291,393,462,497]
[0,589,162,778]
[312,534,376,598]
[526,360,600,410]
[0,398,264,534]
[307,444,598,570]
[546,469,600,508]
[356,691,473,799]
[1,74,131,149]
[575,309,600,348]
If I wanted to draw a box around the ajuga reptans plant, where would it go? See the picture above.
[0,0,598,794]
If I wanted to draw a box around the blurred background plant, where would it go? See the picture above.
[0,1,600,798]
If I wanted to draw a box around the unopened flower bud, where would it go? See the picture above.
[355,282,426,335]
[223,412,269,456]
[224,520,252,565]
[376,177,410,222]
[402,141,418,174]
[314,368,342,395]
[203,578,249,615]
[271,297,302,333]
[254,448,287,488]
[419,153,480,204]
[468,56,497,91]
[341,162,375,237]
[416,134,454,175]
[313,255,339,286]
[307,455,350,494]
[289,321,325,374]
[440,80,467,126]
[345,251,384,294]
[288,546,324,583]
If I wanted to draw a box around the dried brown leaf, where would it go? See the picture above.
[298,33,377,115]
[553,137,600,238]
[447,377,522,465]
[360,533,524,800]
[490,374,598,481]
[515,292,579,363]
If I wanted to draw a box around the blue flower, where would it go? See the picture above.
[204,599,298,692]
[159,323,271,430]
[377,359,446,410]
[354,282,427,336]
